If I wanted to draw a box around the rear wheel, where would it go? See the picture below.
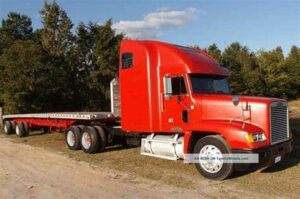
[11,121,16,133]
[194,135,234,180]
[94,126,107,152]
[3,121,12,135]
[15,122,26,137]
[81,126,100,154]
[65,126,82,150]
[23,122,30,136]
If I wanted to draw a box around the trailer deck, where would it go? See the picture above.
[3,112,114,121]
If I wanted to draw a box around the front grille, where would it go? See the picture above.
[270,102,289,145]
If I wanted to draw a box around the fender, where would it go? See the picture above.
[184,119,270,153]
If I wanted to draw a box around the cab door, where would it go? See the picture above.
[161,75,190,132]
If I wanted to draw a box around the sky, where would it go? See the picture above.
[0,0,299,55]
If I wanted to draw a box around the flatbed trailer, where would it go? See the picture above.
[2,112,115,130]
[3,112,113,120]
[2,40,293,180]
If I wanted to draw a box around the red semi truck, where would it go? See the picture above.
[2,40,293,180]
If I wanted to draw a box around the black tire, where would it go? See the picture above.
[76,125,85,131]
[194,135,234,180]
[11,121,16,133]
[94,126,107,152]
[3,121,12,135]
[65,126,82,150]
[23,122,30,136]
[81,126,100,154]
[15,122,26,137]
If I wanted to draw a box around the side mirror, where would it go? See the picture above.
[163,76,172,100]
[232,96,240,106]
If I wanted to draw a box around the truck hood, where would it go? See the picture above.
[198,94,284,133]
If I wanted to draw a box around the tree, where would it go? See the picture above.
[40,0,73,57]
[205,43,223,64]
[0,12,34,107]
[1,12,33,40]
[0,40,52,113]
[64,22,96,110]
[285,46,300,98]
[0,12,33,55]
[0,59,4,106]
[257,47,291,98]
[39,0,85,111]
[222,42,262,96]
[85,20,123,110]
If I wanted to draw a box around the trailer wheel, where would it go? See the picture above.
[81,126,100,154]
[11,121,16,133]
[194,135,234,180]
[15,122,26,137]
[65,126,82,150]
[23,122,30,136]
[3,121,13,135]
[94,126,107,152]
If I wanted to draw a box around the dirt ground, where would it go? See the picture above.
[0,100,299,199]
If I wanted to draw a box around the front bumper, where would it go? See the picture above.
[232,139,293,171]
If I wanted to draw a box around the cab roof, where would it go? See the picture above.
[121,40,229,76]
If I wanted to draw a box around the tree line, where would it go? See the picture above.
[0,1,299,114]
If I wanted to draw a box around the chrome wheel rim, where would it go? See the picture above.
[199,145,223,173]
[81,132,92,150]
[67,131,75,147]
[15,125,20,136]
[4,125,8,133]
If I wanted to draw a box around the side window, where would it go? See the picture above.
[171,76,187,95]
[122,53,133,69]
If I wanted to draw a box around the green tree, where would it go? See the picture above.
[65,20,123,111]
[285,46,300,98]
[222,42,262,96]
[0,12,33,55]
[39,0,84,111]
[0,12,34,107]
[0,60,4,106]
[0,40,53,113]
[64,22,95,110]
[205,43,223,64]
[85,20,123,110]
[40,0,73,57]
[257,47,291,98]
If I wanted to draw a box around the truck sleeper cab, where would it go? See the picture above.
[119,40,293,180]
[2,40,293,180]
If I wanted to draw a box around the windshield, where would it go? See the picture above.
[189,74,230,94]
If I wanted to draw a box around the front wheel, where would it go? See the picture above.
[194,135,234,180]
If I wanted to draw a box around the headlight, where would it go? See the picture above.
[245,132,267,143]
